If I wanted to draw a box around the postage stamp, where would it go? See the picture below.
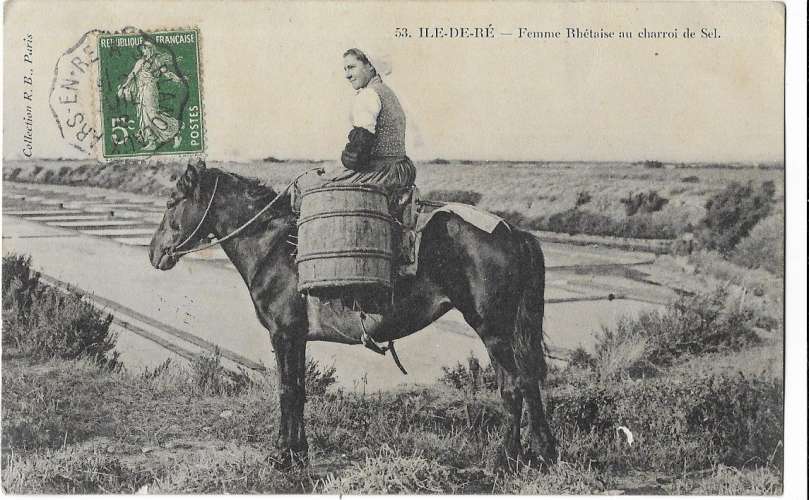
[97,29,204,158]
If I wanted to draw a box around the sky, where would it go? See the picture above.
[3,0,784,163]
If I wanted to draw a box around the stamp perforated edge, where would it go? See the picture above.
[96,26,207,160]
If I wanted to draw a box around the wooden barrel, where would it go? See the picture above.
[296,184,393,294]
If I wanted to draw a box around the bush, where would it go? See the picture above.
[546,374,783,472]
[2,254,120,369]
[731,215,784,277]
[681,175,700,183]
[574,191,592,208]
[423,189,482,206]
[567,347,595,370]
[305,358,338,396]
[190,347,253,396]
[620,190,669,216]
[698,181,775,255]
[539,209,678,239]
[439,355,496,393]
[642,160,664,169]
[591,287,759,380]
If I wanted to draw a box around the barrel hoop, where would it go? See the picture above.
[300,184,390,198]
[299,277,392,289]
[297,210,394,226]
[296,248,393,264]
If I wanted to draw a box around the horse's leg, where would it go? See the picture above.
[510,231,557,466]
[270,332,308,467]
[478,328,524,468]
[519,368,557,465]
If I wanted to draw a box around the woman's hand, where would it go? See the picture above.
[341,127,375,171]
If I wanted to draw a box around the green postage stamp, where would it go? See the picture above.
[97,30,204,158]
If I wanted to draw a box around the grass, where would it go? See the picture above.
[2,273,784,495]
[2,344,783,494]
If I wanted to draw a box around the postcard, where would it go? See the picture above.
[1,0,797,496]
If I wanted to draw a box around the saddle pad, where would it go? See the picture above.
[416,203,509,234]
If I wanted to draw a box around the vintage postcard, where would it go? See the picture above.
[1,0,802,496]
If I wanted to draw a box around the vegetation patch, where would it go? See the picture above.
[731,214,784,277]
[697,181,775,255]
[2,254,120,369]
[620,190,669,216]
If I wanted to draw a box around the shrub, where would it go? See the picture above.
[305,358,338,396]
[681,175,700,183]
[731,215,784,277]
[620,190,669,216]
[190,347,252,396]
[697,181,775,255]
[574,191,591,208]
[428,158,451,165]
[439,356,497,393]
[423,189,482,206]
[539,209,678,239]
[591,287,759,380]
[546,374,783,472]
[567,347,595,370]
[642,160,664,169]
[2,254,120,369]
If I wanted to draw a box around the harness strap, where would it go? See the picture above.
[169,168,324,258]
[172,176,220,253]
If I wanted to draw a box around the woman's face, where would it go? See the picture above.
[140,44,153,59]
[343,54,375,90]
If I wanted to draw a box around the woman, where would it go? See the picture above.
[117,41,182,151]
[330,47,416,202]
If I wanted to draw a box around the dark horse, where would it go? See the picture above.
[149,161,556,467]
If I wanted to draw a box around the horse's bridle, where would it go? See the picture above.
[166,168,323,260]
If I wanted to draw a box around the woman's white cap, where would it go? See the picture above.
[350,45,392,76]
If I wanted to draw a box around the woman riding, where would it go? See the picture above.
[331,47,416,204]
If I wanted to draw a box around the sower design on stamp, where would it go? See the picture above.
[98,30,204,158]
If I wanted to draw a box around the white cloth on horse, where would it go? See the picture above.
[418,203,509,234]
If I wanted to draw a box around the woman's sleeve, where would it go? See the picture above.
[351,88,382,133]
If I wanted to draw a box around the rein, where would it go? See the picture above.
[168,169,318,259]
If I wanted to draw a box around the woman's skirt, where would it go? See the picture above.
[328,156,416,195]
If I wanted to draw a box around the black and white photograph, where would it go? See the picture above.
[1,0,805,496]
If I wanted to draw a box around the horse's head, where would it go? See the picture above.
[149,159,215,270]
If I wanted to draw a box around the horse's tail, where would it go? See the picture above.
[512,229,548,382]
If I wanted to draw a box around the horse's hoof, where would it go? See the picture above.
[492,449,524,473]
[269,449,308,470]
[522,448,556,470]
[527,439,558,468]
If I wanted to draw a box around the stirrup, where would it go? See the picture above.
[359,312,388,355]
[358,313,408,375]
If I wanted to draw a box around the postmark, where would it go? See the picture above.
[48,30,105,155]
[97,29,204,158]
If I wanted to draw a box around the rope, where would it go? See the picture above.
[171,176,220,253]
[170,168,322,258]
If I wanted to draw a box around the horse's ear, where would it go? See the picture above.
[177,162,201,196]
[195,158,207,171]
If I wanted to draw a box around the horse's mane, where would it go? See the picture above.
[189,167,293,222]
